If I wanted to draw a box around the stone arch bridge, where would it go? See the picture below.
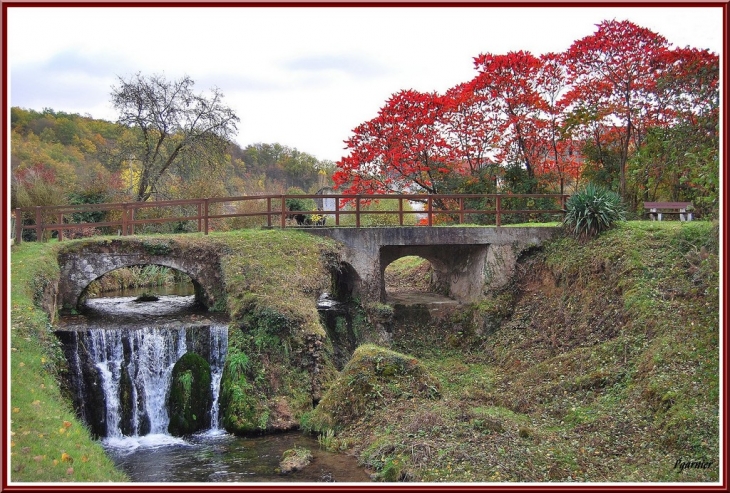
[56,239,227,313]
[55,227,559,313]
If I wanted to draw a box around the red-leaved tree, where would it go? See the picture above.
[563,19,671,197]
[333,89,452,195]
[471,51,547,189]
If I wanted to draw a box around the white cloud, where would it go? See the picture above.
[6,5,723,162]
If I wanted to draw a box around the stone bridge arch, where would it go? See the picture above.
[57,239,226,313]
[380,244,488,302]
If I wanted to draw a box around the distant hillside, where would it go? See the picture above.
[10,107,335,210]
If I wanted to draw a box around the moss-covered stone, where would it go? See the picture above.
[219,310,338,435]
[279,446,313,474]
[167,352,212,436]
[219,347,265,434]
[307,344,440,432]
[212,230,342,435]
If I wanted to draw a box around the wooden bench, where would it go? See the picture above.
[644,202,693,221]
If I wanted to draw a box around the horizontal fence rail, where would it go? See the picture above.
[13,193,569,244]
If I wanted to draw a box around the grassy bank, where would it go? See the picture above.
[9,242,129,482]
[309,221,720,483]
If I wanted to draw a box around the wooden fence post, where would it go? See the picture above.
[266,197,272,228]
[204,199,210,234]
[335,197,340,226]
[280,196,287,228]
[197,201,202,233]
[14,208,22,245]
[57,213,64,242]
[121,203,128,236]
[129,205,135,235]
[355,196,361,228]
[427,196,433,226]
[35,206,43,242]
[496,196,501,227]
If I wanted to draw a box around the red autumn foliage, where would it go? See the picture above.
[333,19,718,209]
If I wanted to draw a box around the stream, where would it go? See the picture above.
[55,290,371,483]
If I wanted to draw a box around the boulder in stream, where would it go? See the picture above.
[168,352,212,436]
[279,446,313,474]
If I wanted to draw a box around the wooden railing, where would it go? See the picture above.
[12,193,569,244]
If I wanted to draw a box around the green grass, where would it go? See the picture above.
[211,228,338,336]
[9,242,129,482]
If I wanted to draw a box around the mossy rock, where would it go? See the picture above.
[219,308,338,435]
[219,382,267,434]
[218,345,270,435]
[168,352,212,436]
[308,344,440,431]
[279,447,313,474]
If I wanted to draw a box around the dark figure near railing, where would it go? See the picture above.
[294,213,326,226]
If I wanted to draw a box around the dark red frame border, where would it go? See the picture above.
[1,1,727,491]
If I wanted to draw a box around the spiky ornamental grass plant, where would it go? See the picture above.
[563,183,626,239]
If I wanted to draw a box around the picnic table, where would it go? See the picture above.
[644,202,693,221]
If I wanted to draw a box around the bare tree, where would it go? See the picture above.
[111,72,239,202]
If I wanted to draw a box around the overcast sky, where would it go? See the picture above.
[6,5,724,163]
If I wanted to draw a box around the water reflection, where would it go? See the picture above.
[106,431,371,483]
[62,294,228,331]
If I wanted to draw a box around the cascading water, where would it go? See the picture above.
[56,293,229,446]
[55,293,369,482]
[89,327,186,438]
[61,323,228,448]
[207,325,228,431]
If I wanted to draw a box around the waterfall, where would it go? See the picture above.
[88,329,126,438]
[207,325,229,430]
[64,324,228,440]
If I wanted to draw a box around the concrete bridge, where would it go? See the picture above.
[55,226,560,313]
[308,226,559,303]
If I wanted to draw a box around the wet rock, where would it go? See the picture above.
[168,352,212,436]
[279,447,312,474]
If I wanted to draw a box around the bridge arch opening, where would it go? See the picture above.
[383,256,443,298]
[330,261,361,302]
[79,264,206,309]
[381,252,454,304]
[380,244,490,304]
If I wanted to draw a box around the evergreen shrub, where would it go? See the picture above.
[563,183,626,239]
